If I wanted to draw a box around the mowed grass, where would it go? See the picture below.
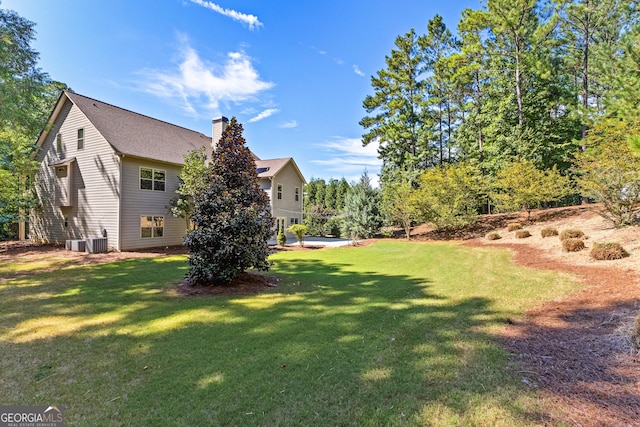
[0,241,579,426]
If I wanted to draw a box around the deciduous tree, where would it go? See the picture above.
[169,147,208,230]
[491,159,572,219]
[381,173,420,239]
[415,163,484,230]
[0,7,66,237]
[575,119,640,227]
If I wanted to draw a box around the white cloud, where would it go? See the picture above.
[353,65,365,77]
[248,108,279,122]
[189,0,263,29]
[279,120,298,129]
[311,137,382,186]
[137,36,274,115]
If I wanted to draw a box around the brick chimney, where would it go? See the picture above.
[212,116,229,149]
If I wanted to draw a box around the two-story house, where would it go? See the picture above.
[29,90,305,251]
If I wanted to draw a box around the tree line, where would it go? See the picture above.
[1,6,67,239]
[361,0,640,234]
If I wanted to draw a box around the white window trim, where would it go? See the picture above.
[139,166,166,192]
[140,215,164,239]
[295,187,300,202]
[77,128,85,150]
[277,183,283,200]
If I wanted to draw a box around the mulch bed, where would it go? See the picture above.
[466,240,640,426]
[175,271,280,296]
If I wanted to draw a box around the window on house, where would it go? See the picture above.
[56,134,62,155]
[140,167,166,191]
[277,184,283,200]
[290,217,299,225]
[141,216,164,238]
[295,187,300,202]
[77,128,84,150]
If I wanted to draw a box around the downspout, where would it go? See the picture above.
[117,153,124,251]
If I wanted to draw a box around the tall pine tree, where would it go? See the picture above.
[360,29,431,183]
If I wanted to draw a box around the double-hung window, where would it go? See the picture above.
[277,184,283,200]
[56,134,63,155]
[140,167,166,191]
[141,216,164,238]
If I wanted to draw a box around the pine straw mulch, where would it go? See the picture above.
[465,238,640,426]
[175,271,280,296]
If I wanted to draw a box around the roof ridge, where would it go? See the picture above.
[64,90,210,138]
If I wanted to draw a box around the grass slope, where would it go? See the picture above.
[0,241,579,426]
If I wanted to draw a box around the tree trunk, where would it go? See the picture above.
[515,33,524,127]
[582,1,590,148]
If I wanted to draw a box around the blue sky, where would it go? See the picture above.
[3,0,479,185]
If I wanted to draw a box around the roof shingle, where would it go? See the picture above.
[65,91,213,165]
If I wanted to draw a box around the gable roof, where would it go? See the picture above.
[255,157,307,184]
[63,91,213,165]
[34,91,299,180]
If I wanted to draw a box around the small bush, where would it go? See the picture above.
[324,216,343,237]
[515,230,531,239]
[287,224,307,246]
[560,229,585,241]
[541,227,558,238]
[590,242,629,260]
[486,232,502,241]
[276,228,287,246]
[507,222,522,232]
[380,227,395,238]
[562,238,585,252]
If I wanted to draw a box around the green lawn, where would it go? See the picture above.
[0,241,579,426]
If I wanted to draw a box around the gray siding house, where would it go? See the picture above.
[30,90,305,251]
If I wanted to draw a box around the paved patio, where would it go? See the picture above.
[268,236,356,247]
